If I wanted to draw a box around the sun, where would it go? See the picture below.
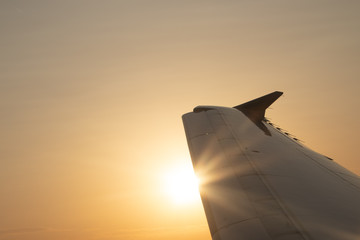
[164,165,201,204]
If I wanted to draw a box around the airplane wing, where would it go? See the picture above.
[182,91,360,240]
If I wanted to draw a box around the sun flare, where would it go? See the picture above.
[164,166,201,204]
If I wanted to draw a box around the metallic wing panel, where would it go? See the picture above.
[182,93,360,240]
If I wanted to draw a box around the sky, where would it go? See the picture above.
[1,1,360,239]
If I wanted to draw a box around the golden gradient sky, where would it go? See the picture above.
[1,1,360,239]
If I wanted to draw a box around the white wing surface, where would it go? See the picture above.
[182,92,360,240]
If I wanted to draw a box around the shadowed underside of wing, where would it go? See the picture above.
[182,92,360,240]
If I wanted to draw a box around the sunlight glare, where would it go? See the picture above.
[164,165,201,204]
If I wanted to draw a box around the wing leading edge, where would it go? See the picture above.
[182,92,360,240]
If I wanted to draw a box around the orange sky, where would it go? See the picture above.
[1,1,360,239]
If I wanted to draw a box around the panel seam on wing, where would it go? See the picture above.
[216,108,313,240]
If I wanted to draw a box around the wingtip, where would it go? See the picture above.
[234,91,283,123]
[273,91,284,97]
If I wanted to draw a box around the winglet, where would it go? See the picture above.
[234,91,283,124]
